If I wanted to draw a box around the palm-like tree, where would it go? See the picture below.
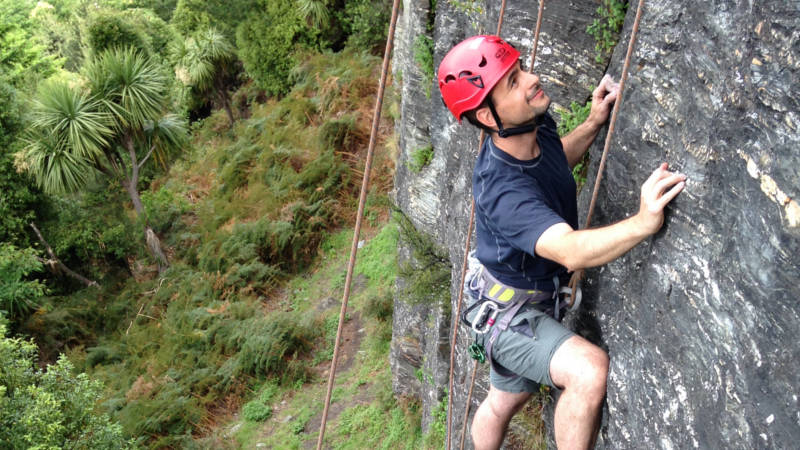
[174,28,237,127]
[23,48,187,272]
[297,0,330,28]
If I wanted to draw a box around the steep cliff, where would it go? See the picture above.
[391,0,800,448]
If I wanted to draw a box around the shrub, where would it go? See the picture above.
[242,401,272,421]
[414,35,435,97]
[557,100,592,187]
[0,244,46,319]
[216,142,260,194]
[0,324,131,448]
[170,0,254,37]
[339,0,393,52]
[407,145,434,173]
[141,186,191,234]
[225,311,319,380]
[395,211,450,309]
[85,10,150,56]
[318,115,358,151]
[587,0,628,64]
[38,193,138,276]
[236,0,317,96]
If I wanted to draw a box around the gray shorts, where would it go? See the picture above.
[466,294,575,393]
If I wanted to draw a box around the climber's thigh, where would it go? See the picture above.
[488,308,574,392]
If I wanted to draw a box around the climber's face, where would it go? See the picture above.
[487,60,551,128]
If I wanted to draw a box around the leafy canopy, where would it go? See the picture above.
[0,244,46,318]
[23,48,186,194]
[0,323,132,449]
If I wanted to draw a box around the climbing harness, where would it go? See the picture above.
[315,0,401,448]
[460,257,579,379]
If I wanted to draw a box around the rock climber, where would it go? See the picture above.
[437,35,686,449]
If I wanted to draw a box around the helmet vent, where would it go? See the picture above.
[445,75,456,83]
[458,70,473,78]
[478,56,487,67]
[466,75,484,89]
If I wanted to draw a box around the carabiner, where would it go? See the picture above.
[471,300,506,335]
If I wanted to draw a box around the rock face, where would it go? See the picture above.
[567,1,800,448]
[391,0,800,448]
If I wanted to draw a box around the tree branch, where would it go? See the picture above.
[29,222,99,289]
[138,143,156,170]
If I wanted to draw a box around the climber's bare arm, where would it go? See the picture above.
[561,75,620,168]
[535,163,686,271]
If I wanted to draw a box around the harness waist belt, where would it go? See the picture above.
[476,265,550,305]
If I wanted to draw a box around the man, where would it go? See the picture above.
[437,36,686,449]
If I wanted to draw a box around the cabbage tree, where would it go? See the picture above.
[22,48,187,272]
[174,28,237,127]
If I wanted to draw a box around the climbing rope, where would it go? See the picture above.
[315,0,401,448]
[445,1,550,448]
[568,0,646,303]
[445,2,508,446]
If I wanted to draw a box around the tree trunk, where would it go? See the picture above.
[123,135,169,273]
[215,75,235,129]
[221,91,235,129]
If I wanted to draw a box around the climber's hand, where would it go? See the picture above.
[587,75,620,127]
[635,163,686,234]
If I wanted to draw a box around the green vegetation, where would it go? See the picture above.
[414,0,437,98]
[21,47,187,270]
[396,211,451,310]
[408,144,434,173]
[0,0,404,447]
[414,36,435,98]
[0,244,47,318]
[423,391,448,448]
[0,323,132,448]
[587,0,628,64]
[173,28,238,126]
[557,100,593,188]
[339,0,394,51]
[235,0,316,97]
[448,0,485,31]
[230,221,428,449]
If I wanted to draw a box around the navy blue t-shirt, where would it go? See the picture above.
[472,113,578,291]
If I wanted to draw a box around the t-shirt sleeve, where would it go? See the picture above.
[477,176,566,256]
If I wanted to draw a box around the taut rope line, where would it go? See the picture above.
[315,0,401,447]
[456,1,547,447]
[445,2,508,446]
[446,1,552,448]
[568,0,646,302]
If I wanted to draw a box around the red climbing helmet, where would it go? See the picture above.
[438,35,520,121]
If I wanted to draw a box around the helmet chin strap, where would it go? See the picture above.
[486,98,545,138]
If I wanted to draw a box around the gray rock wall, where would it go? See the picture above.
[567,1,800,448]
[392,0,800,448]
